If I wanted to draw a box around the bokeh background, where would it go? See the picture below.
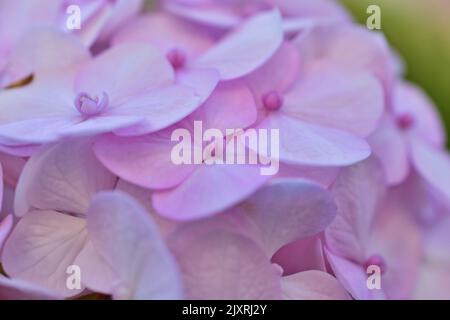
[146,0,450,142]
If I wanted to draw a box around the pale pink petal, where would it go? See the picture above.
[394,82,446,147]
[275,163,339,188]
[113,12,213,60]
[368,198,422,299]
[325,157,386,262]
[325,248,383,300]
[281,270,351,300]
[73,240,117,295]
[233,179,336,257]
[275,0,351,22]
[153,163,270,221]
[165,0,242,29]
[94,132,195,189]
[414,217,450,299]
[75,43,174,104]
[194,10,283,80]
[115,179,179,238]
[70,0,115,47]
[272,236,326,275]
[169,227,282,299]
[84,191,182,299]
[2,210,87,297]
[97,0,145,43]
[110,84,213,135]
[0,153,26,187]
[410,135,450,202]
[6,28,89,84]
[368,115,410,185]
[0,276,60,300]
[258,114,371,166]
[0,215,13,250]
[14,139,116,217]
[0,70,77,145]
[0,144,40,157]
[187,80,257,130]
[294,25,396,100]
[283,64,384,138]
[245,41,300,104]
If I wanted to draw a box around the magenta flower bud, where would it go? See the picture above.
[364,254,387,274]
[262,91,284,111]
[396,113,415,130]
[166,48,187,70]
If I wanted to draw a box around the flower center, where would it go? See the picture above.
[166,48,187,70]
[74,92,108,116]
[262,91,284,111]
[364,254,387,274]
[396,113,414,130]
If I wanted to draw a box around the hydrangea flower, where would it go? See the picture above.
[0,0,449,301]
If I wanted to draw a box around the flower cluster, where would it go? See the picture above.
[0,0,449,300]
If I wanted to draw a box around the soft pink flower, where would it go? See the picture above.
[325,158,422,299]
[2,140,179,297]
[0,42,217,146]
[369,81,450,206]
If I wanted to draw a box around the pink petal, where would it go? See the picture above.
[0,69,77,145]
[115,180,179,238]
[414,217,450,299]
[325,248,383,300]
[75,43,174,104]
[73,239,117,295]
[70,0,115,47]
[325,157,386,262]
[94,132,195,189]
[368,115,410,185]
[0,215,13,250]
[294,25,396,101]
[2,210,87,297]
[245,41,300,104]
[276,0,350,21]
[165,0,242,29]
[283,64,384,138]
[394,82,446,148]
[169,227,282,299]
[194,10,283,80]
[0,153,26,187]
[272,236,326,276]
[187,80,257,130]
[84,191,182,299]
[233,179,336,257]
[275,163,339,188]
[281,270,351,300]
[6,28,89,84]
[111,84,215,135]
[97,0,145,43]
[410,135,450,202]
[14,139,116,217]
[113,12,214,61]
[258,113,371,166]
[368,198,422,299]
[153,163,270,221]
[0,276,60,300]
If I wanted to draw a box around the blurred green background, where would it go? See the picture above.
[146,0,450,140]
[342,0,450,141]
